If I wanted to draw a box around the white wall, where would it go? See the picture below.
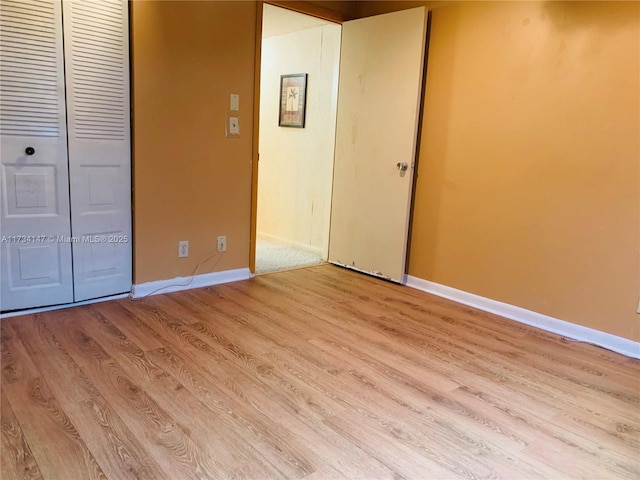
[258,16,341,258]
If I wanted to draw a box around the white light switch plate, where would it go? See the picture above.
[230,94,240,111]
[229,116,240,135]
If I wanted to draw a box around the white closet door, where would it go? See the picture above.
[63,0,131,301]
[0,0,74,310]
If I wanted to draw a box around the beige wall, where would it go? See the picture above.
[408,1,640,341]
[131,1,256,283]
[258,10,341,256]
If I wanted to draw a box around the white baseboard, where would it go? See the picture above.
[404,275,640,359]
[0,293,130,319]
[131,268,252,299]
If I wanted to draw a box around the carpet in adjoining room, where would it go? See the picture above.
[256,238,325,274]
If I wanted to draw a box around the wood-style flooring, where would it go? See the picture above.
[1,265,639,479]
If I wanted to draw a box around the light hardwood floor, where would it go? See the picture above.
[1,265,639,479]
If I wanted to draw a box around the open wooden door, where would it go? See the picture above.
[328,7,427,282]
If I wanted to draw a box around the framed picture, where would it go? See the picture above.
[279,73,308,128]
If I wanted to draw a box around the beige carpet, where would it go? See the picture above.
[256,238,325,274]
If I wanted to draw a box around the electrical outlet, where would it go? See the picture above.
[637,298,640,314]
[217,235,227,252]
[229,116,240,135]
[178,240,189,258]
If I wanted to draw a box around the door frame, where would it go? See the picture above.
[249,1,349,273]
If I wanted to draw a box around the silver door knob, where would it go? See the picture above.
[396,162,408,171]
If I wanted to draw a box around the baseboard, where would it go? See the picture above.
[131,268,252,299]
[257,232,326,258]
[404,275,640,359]
[0,293,130,319]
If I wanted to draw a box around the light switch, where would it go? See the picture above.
[230,94,240,111]
[229,116,240,135]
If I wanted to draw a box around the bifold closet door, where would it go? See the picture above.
[0,0,132,311]
[63,0,132,301]
[0,0,74,310]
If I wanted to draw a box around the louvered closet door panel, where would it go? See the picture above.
[0,0,74,311]
[63,0,131,301]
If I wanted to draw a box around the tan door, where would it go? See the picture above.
[328,7,427,282]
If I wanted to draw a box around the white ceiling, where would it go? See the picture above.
[262,4,335,39]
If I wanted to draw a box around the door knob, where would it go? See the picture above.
[396,162,408,171]
[25,147,35,155]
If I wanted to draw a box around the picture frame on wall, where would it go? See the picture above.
[279,73,308,128]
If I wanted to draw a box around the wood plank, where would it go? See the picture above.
[8,314,170,479]
[130,296,398,479]
[306,337,558,478]
[81,304,169,387]
[1,264,638,479]
[146,345,398,480]
[51,320,228,480]
[1,389,44,480]
[76,307,286,479]
[3,378,106,480]
[10,312,100,404]
[1,322,39,384]
[257,269,640,423]
[120,299,334,478]
[171,289,346,376]
[146,346,320,479]
[94,300,166,351]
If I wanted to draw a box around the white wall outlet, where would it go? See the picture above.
[229,116,240,136]
[178,240,189,258]
[217,235,227,252]
[637,298,640,314]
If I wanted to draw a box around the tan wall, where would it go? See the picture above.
[131,0,640,342]
[131,1,257,283]
[258,16,341,257]
[408,1,640,341]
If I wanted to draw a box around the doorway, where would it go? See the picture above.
[252,4,428,282]
[255,5,342,274]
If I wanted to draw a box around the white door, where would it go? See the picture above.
[0,0,131,311]
[0,0,74,310]
[63,0,132,301]
[328,7,427,282]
